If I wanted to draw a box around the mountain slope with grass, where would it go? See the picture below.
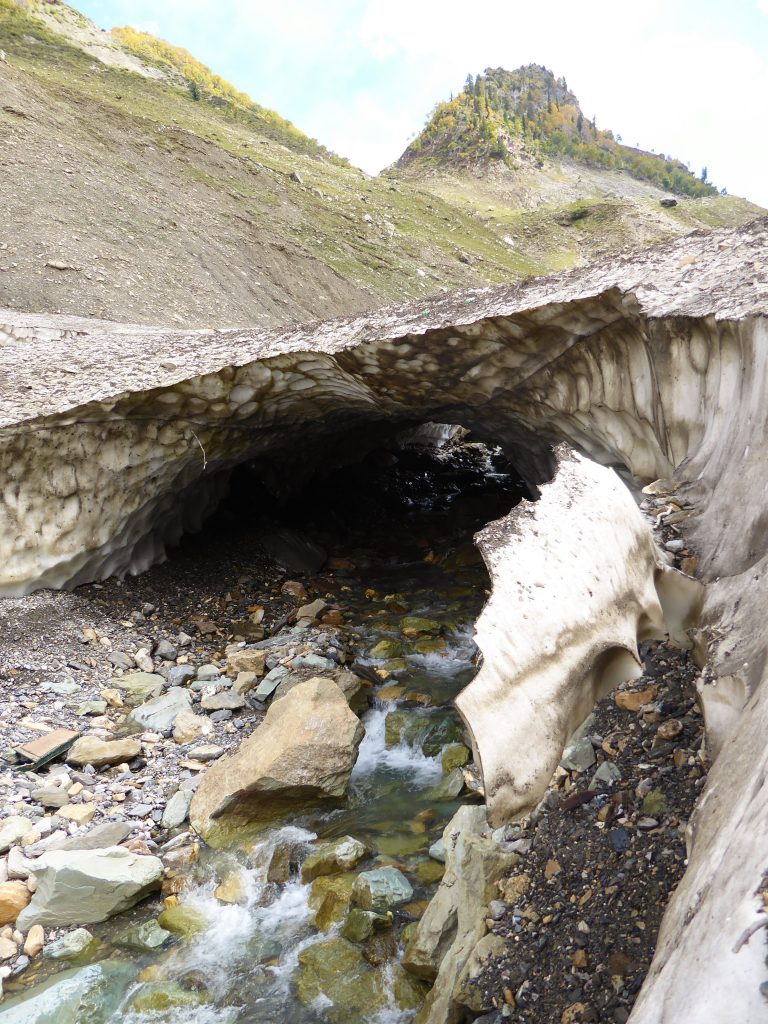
[0,4,762,328]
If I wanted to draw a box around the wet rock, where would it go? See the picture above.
[0,960,137,1023]
[189,678,365,838]
[43,927,94,959]
[115,920,170,952]
[281,580,308,601]
[17,848,164,928]
[352,867,413,913]
[162,789,193,829]
[429,838,446,863]
[67,736,141,768]
[369,639,404,660]
[385,710,464,755]
[430,767,465,801]
[261,528,326,574]
[215,869,249,905]
[296,599,328,622]
[295,936,426,1022]
[400,616,442,638]
[341,908,388,942]
[127,687,192,731]
[130,981,210,1012]
[442,742,471,774]
[301,835,368,882]
[402,805,519,1022]
[363,928,398,965]
[309,873,357,931]
[157,902,208,938]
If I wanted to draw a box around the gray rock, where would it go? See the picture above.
[253,665,289,701]
[429,838,446,863]
[209,709,232,722]
[430,766,465,801]
[291,653,336,672]
[154,640,177,661]
[0,817,33,854]
[260,528,326,573]
[488,899,506,921]
[201,690,245,712]
[111,672,164,704]
[46,678,80,696]
[115,920,170,952]
[0,960,136,1020]
[161,790,192,829]
[296,599,328,622]
[560,735,596,772]
[167,665,196,687]
[30,787,70,810]
[127,687,191,731]
[43,928,94,959]
[108,651,135,671]
[58,821,133,852]
[351,867,413,913]
[591,760,622,788]
[187,744,224,761]
[196,664,221,681]
[17,847,164,928]
[76,700,108,717]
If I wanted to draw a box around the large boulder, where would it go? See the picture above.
[402,805,519,1024]
[189,677,364,838]
[0,960,137,1023]
[16,847,163,929]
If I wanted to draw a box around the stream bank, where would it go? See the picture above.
[0,432,707,1023]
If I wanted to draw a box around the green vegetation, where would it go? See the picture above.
[112,26,338,160]
[401,65,717,198]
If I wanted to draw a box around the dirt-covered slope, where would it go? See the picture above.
[0,4,762,328]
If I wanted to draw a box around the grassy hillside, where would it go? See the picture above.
[0,4,762,328]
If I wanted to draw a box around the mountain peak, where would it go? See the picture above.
[397,65,716,199]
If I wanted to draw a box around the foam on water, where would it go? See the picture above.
[351,705,442,789]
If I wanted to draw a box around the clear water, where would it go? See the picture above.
[4,441,524,1023]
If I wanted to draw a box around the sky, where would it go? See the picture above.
[76,0,768,207]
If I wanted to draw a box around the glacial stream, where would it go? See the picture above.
[3,434,525,1024]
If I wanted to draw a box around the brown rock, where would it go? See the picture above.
[614,685,658,712]
[23,924,44,957]
[67,736,141,768]
[189,678,365,837]
[226,648,266,677]
[0,881,31,926]
[657,718,684,740]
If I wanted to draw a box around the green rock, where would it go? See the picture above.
[0,961,137,1024]
[301,836,368,883]
[76,700,108,717]
[369,639,403,660]
[374,832,428,857]
[129,982,210,1013]
[340,908,379,942]
[442,742,471,774]
[295,937,426,1022]
[414,859,445,885]
[115,919,171,952]
[414,637,447,654]
[352,867,413,913]
[430,766,465,801]
[400,616,442,637]
[309,873,357,931]
[642,789,669,818]
[43,928,94,960]
[157,903,208,938]
[383,658,408,672]
[384,710,464,755]
[110,672,164,705]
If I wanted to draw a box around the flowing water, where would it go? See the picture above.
[2,435,525,1023]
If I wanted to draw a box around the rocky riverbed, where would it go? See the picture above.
[0,436,709,1023]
